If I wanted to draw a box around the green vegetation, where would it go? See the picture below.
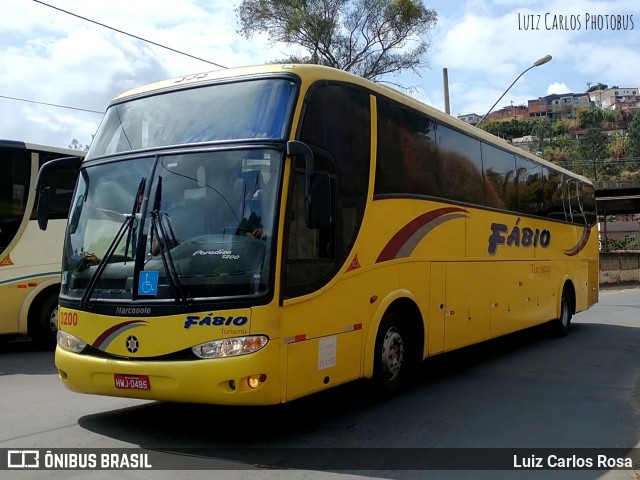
[478,109,640,185]
[235,0,438,84]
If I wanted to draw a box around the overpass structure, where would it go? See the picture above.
[595,181,640,216]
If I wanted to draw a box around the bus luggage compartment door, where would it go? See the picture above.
[285,330,362,401]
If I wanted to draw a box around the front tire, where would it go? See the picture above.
[372,312,414,396]
[30,293,59,350]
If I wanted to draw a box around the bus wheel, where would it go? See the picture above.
[552,287,572,337]
[30,293,58,350]
[372,312,412,395]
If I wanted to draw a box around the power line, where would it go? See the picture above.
[0,94,104,114]
[33,0,227,69]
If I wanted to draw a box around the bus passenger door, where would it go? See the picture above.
[444,262,490,351]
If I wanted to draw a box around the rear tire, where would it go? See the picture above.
[372,311,414,396]
[30,293,59,350]
[552,287,572,337]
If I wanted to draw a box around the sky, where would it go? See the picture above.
[1,0,638,149]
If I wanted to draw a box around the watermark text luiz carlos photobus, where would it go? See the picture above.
[518,13,634,31]
[1,448,640,471]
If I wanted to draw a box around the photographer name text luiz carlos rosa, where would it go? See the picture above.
[518,13,634,31]
[514,454,632,469]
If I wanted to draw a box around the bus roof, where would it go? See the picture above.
[0,139,87,157]
[111,64,591,186]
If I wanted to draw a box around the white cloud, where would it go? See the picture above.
[547,82,572,95]
[1,0,639,146]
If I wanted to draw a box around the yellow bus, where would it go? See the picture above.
[41,64,598,404]
[1,140,84,348]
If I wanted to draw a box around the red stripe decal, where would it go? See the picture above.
[93,320,147,349]
[376,207,468,263]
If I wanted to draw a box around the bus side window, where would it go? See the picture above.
[0,148,30,253]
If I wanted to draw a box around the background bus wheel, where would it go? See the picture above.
[372,312,412,396]
[552,288,572,337]
[30,293,59,350]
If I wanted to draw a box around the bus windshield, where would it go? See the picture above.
[88,78,297,158]
[61,148,282,302]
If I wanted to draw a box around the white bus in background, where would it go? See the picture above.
[0,140,83,348]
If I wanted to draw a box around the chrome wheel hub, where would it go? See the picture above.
[381,327,404,381]
[49,306,58,333]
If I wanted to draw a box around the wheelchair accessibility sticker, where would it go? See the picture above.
[138,271,159,296]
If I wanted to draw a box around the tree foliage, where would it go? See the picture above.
[586,82,608,92]
[68,138,90,151]
[628,111,640,158]
[236,0,438,81]
[577,128,609,161]
[607,132,629,160]
[576,107,604,127]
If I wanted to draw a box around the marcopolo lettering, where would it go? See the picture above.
[184,315,249,329]
[115,307,152,315]
[488,218,551,255]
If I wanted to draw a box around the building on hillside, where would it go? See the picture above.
[543,93,591,119]
[528,98,549,117]
[484,104,529,122]
[457,113,481,125]
[589,87,640,110]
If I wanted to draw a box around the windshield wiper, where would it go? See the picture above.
[79,178,146,308]
[148,176,188,307]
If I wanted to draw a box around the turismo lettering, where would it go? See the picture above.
[184,315,249,329]
[488,219,551,255]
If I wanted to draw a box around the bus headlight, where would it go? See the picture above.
[57,330,87,353]
[192,335,268,359]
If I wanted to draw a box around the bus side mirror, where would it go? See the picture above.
[35,155,82,231]
[306,172,331,229]
[37,187,51,231]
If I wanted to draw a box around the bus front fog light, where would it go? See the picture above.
[57,330,87,353]
[192,335,268,359]
[247,374,266,389]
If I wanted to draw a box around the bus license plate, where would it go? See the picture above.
[114,374,150,390]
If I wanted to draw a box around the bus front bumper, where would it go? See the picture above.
[55,342,282,405]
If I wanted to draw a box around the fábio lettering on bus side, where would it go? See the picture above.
[488,218,551,255]
[183,315,249,329]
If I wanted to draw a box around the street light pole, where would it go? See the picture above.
[476,54,552,127]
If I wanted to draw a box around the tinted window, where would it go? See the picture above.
[543,169,566,221]
[516,156,544,215]
[567,178,586,225]
[0,147,30,253]
[376,99,441,197]
[582,183,597,226]
[285,83,370,297]
[89,79,298,158]
[436,125,484,204]
[481,143,516,210]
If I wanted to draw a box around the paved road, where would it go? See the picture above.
[1,288,639,479]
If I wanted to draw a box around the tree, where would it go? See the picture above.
[607,132,629,160]
[576,107,604,128]
[575,128,608,178]
[627,112,640,158]
[68,138,90,151]
[586,82,608,92]
[236,0,438,83]
[531,117,553,149]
